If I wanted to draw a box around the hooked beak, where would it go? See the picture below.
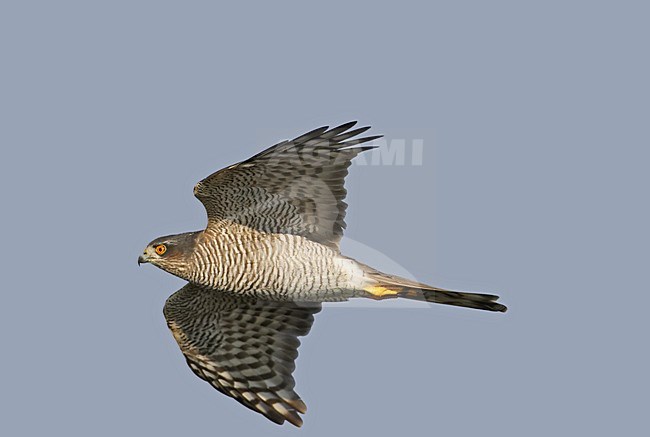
[138,254,148,266]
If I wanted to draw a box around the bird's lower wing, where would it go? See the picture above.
[163,284,321,427]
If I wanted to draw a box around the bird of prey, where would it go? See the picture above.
[139,122,506,427]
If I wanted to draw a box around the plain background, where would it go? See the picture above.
[1,1,648,435]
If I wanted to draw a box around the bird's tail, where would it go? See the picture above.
[362,270,507,312]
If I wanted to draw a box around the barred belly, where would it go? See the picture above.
[186,224,365,299]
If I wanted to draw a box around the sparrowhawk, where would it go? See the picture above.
[139,122,506,427]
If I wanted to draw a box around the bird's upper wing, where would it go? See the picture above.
[163,283,321,427]
[193,122,381,250]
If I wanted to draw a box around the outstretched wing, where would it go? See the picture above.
[193,122,381,250]
[163,284,321,427]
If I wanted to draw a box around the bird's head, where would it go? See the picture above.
[138,232,201,278]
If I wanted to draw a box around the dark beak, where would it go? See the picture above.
[138,255,147,266]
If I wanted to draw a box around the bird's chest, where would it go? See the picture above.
[189,232,336,294]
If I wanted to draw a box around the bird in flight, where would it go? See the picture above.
[139,122,506,427]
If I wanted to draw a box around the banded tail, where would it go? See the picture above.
[363,270,507,312]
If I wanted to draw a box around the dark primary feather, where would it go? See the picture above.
[193,122,381,250]
[163,284,321,427]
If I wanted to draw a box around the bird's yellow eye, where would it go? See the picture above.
[155,244,167,255]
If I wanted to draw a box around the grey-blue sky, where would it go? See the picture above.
[1,1,648,435]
